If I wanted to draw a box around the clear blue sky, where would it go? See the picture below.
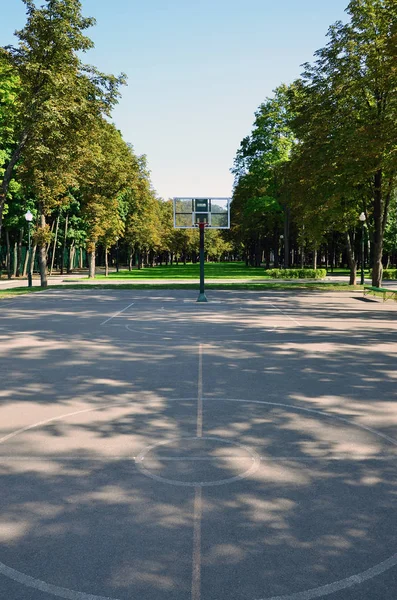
[3,0,350,200]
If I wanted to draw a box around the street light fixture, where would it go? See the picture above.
[24,210,34,288]
[359,212,366,285]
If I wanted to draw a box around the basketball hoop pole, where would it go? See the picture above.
[197,223,208,303]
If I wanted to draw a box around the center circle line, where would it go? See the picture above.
[135,436,261,487]
[1,399,397,600]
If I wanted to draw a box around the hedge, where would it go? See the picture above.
[380,269,397,280]
[264,268,327,280]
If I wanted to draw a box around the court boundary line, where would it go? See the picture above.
[1,402,397,599]
[191,486,202,600]
[100,302,135,326]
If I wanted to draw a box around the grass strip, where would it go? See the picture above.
[0,288,43,300]
[0,282,363,300]
[94,263,266,280]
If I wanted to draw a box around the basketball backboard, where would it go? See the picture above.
[173,198,230,229]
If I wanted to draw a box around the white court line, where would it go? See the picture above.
[220,398,397,448]
[193,346,203,600]
[0,563,118,600]
[100,302,134,326]
[191,486,202,600]
[258,555,397,600]
[1,454,397,463]
[197,344,203,438]
[2,400,397,600]
[269,302,302,326]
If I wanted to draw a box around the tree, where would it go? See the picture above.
[79,120,138,277]
[231,85,295,267]
[0,0,125,244]
[123,157,162,269]
[293,0,397,286]
[0,55,21,258]
[205,229,232,262]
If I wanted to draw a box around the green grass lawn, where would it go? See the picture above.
[327,268,371,276]
[96,262,266,280]
[0,281,363,301]
[0,287,42,300]
[94,263,371,281]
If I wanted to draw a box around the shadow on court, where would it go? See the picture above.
[0,289,397,600]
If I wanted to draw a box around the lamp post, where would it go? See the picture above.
[24,210,34,287]
[359,212,366,285]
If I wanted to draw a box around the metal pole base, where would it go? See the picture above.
[197,293,208,303]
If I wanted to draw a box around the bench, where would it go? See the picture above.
[364,285,397,302]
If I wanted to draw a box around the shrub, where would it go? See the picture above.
[382,269,397,280]
[264,268,326,280]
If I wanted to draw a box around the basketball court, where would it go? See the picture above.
[0,288,397,600]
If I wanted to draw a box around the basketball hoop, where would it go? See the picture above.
[173,197,230,230]
[172,197,231,302]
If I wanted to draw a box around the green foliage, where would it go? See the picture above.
[231,84,297,266]
[204,229,232,261]
[32,222,52,246]
[265,268,327,280]
[3,0,397,284]
[0,0,126,239]
[0,56,20,151]
[287,0,397,285]
[376,269,397,280]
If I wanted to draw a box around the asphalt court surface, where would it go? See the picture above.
[1,289,397,600]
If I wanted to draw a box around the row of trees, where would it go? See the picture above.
[3,0,396,287]
[231,0,397,286]
[0,0,235,283]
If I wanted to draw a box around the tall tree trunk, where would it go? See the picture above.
[30,245,37,281]
[50,215,60,275]
[16,228,23,277]
[105,245,109,276]
[22,248,29,277]
[372,171,384,287]
[46,219,55,255]
[61,213,69,275]
[313,246,317,270]
[284,207,290,268]
[5,230,11,279]
[38,213,48,288]
[88,243,96,278]
[274,232,280,268]
[68,241,75,273]
[345,230,357,285]
[13,242,18,277]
